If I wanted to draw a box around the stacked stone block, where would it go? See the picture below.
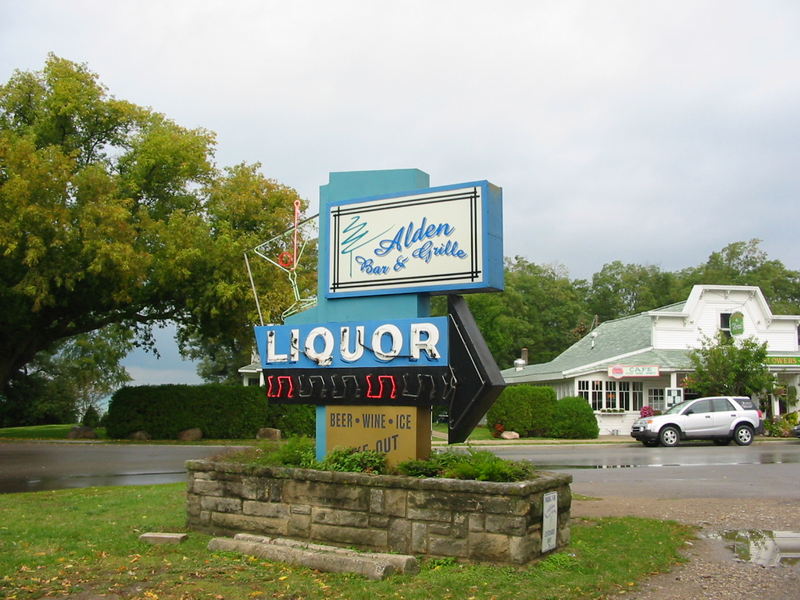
[186,460,571,564]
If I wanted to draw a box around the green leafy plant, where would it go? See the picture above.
[486,385,557,437]
[396,449,536,482]
[319,447,387,473]
[106,384,315,439]
[551,396,600,439]
[80,405,101,428]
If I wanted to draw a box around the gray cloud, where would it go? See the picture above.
[3,1,798,378]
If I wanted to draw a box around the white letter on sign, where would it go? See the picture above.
[372,324,402,362]
[305,327,334,365]
[340,326,365,362]
[410,323,440,360]
[267,330,287,363]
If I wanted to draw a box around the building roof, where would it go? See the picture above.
[502,283,800,384]
[504,311,657,383]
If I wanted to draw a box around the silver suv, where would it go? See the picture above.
[631,396,763,447]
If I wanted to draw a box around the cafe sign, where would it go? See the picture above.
[327,181,503,298]
[608,364,660,379]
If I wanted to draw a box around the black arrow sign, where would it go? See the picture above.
[446,294,506,443]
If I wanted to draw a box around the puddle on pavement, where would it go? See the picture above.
[704,530,800,567]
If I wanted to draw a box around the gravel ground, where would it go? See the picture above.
[572,495,800,600]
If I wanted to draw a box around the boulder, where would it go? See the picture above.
[67,426,97,439]
[129,430,151,441]
[500,430,520,440]
[178,428,203,442]
[256,427,281,441]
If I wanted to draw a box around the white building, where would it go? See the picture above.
[502,285,800,435]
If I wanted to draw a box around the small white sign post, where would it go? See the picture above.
[542,491,558,553]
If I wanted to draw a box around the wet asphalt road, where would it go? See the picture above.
[1,440,799,497]
[491,441,800,499]
[0,442,234,493]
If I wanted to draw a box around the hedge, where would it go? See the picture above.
[551,396,600,439]
[106,384,315,439]
[486,385,557,437]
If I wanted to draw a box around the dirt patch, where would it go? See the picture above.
[572,496,800,600]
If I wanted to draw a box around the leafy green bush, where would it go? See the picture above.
[764,413,798,437]
[528,386,558,437]
[486,385,535,435]
[396,449,536,482]
[486,385,558,437]
[106,384,314,439]
[320,447,387,474]
[222,444,537,482]
[81,406,101,428]
[551,396,599,439]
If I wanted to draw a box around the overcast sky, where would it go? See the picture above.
[3,1,798,385]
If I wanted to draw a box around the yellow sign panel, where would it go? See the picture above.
[326,405,431,466]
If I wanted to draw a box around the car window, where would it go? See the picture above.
[736,397,756,410]
[686,399,712,414]
[665,400,692,415]
[712,398,735,412]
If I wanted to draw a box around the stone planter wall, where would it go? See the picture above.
[186,460,572,564]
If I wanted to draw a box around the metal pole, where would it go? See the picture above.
[244,252,264,326]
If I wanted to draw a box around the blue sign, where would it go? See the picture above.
[255,317,449,370]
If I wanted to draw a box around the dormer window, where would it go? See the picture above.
[720,313,732,339]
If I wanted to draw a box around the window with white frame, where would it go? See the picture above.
[591,380,603,411]
[578,380,589,401]
[605,380,618,409]
[632,382,643,411]
[648,388,665,412]
[719,313,732,339]
[619,381,630,411]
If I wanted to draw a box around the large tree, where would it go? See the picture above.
[0,55,308,394]
[685,333,774,399]
[586,261,681,322]
[679,239,800,314]
[454,257,589,368]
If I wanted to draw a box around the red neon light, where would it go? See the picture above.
[267,375,294,398]
[366,374,397,399]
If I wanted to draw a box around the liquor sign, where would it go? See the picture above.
[255,317,452,406]
[327,181,503,298]
[608,365,660,379]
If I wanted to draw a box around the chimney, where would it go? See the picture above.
[514,348,529,371]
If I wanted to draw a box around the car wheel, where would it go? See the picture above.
[659,426,680,447]
[713,439,732,446]
[733,424,754,446]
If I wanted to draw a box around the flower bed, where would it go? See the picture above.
[186,460,572,564]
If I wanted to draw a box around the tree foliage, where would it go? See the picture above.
[685,333,774,398]
[0,55,311,395]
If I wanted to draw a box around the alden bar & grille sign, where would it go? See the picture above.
[327,181,503,297]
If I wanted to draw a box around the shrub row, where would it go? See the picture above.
[226,437,538,482]
[486,385,599,439]
[106,384,314,440]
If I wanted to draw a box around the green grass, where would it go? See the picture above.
[0,484,693,600]
[432,423,495,441]
[0,424,103,439]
